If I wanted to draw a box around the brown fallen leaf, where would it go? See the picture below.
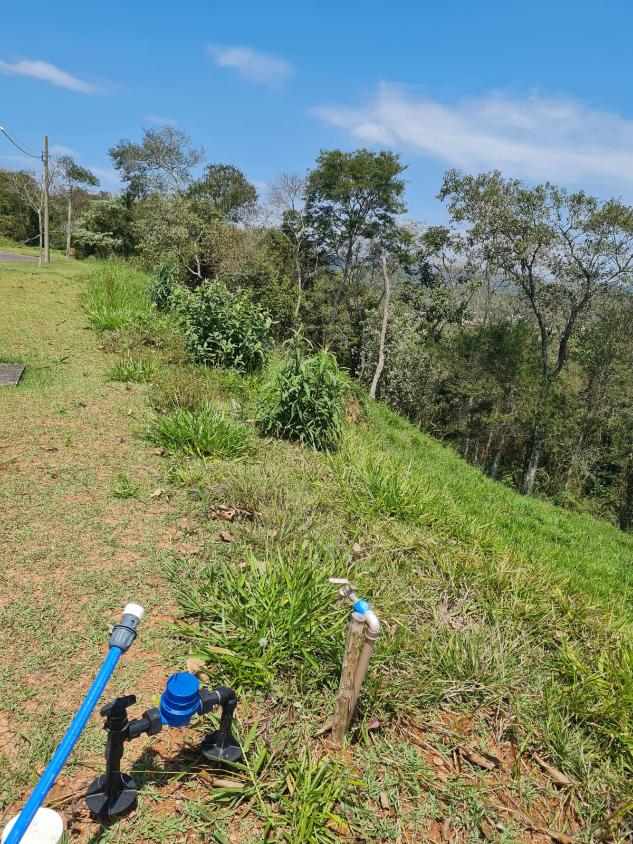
[532,752,571,786]
[218,531,234,543]
[480,820,496,841]
[366,715,381,731]
[379,791,390,810]
[459,745,498,771]
[186,657,207,676]
[151,488,165,498]
[352,542,362,554]
[151,447,165,456]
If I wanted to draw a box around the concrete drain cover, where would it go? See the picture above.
[0,364,25,386]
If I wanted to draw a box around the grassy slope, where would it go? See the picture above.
[370,405,633,616]
[2,259,632,842]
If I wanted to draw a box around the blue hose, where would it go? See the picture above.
[5,646,122,844]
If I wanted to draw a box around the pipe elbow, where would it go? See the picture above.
[364,610,380,639]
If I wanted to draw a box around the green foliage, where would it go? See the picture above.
[74,197,135,258]
[175,279,272,373]
[187,163,257,223]
[107,352,157,383]
[110,473,140,499]
[174,547,346,690]
[334,448,436,522]
[258,341,348,451]
[82,261,150,330]
[148,257,182,310]
[146,403,251,458]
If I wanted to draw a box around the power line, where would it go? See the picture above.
[0,126,42,160]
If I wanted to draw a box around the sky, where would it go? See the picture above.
[1,0,633,221]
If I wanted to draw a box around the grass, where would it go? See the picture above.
[107,352,158,383]
[174,547,347,691]
[81,260,151,330]
[146,404,252,459]
[3,257,633,841]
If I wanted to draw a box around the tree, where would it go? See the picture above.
[268,172,317,318]
[57,156,99,258]
[305,149,407,326]
[440,170,633,495]
[188,163,257,222]
[74,197,135,258]
[9,170,45,265]
[109,127,203,198]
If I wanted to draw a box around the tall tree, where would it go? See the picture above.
[305,149,407,326]
[57,156,99,258]
[9,170,45,266]
[188,163,257,222]
[109,127,203,198]
[268,172,317,318]
[440,170,633,495]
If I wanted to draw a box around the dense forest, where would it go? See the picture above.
[3,126,633,529]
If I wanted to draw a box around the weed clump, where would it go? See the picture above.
[174,548,346,690]
[258,341,348,451]
[107,352,157,383]
[146,403,251,458]
[174,279,272,373]
[82,261,150,331]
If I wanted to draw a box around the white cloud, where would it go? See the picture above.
[87,165,121,189]
[0,59,99,93]
[207,45,291,89]
[145,115,176,127]
[313,83,633,190]
[51,144,78,155]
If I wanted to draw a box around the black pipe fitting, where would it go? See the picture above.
[86,682,242,821]
[200,687,242,764]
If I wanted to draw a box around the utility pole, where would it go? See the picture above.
[43,135,50,264]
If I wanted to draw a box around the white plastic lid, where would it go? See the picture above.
[123,603,145,621]
[2,808,64,844]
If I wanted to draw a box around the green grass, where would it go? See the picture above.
[81,260,151,330]
[107,351,158,383]
[4,257,633,841]
[146,404,252,459]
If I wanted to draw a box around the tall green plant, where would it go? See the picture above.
[174,279,272,373]
[258,339,348,451]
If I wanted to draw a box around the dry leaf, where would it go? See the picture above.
[127,409,134,416]
[366,715,381,731]
[480,820,495,841]
[352,542,362,554]
[218,531,234,543]
[151,447,165,456]
[151,488,165,498]
[533,752,571,786]
[186,657,207,676]
[459,745,498,771]
[379,791,390,810]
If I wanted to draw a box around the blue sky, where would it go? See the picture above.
[1,0,633,220]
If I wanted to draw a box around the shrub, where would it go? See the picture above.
[174,547,346,690]
[258,341,348,451]
[149,258,182,311]
[145,403,251,458]
[174,279,272,373]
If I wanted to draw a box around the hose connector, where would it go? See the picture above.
[109,603,144,653]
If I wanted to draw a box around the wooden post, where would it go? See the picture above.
[43,135,50,264]
[331,611,364,746]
